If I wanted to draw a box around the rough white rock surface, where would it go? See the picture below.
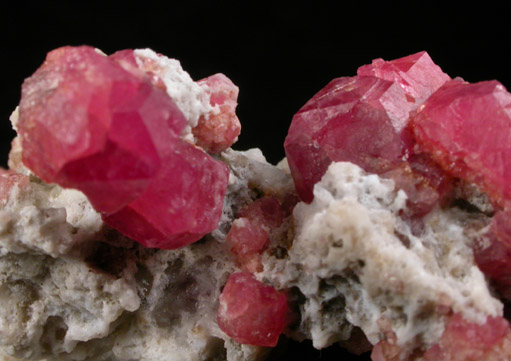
[0,149,290,361]
[133,49,215,140]
[261,162,501,356]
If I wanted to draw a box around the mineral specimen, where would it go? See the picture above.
[2,48,511,361]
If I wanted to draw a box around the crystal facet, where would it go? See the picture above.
[357,51,450,105]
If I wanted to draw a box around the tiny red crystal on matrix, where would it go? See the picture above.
[284,51,451,217]
[227,197,285,272]
[193,73,241,153]
[17,46,230,249]
[217,272,288,347]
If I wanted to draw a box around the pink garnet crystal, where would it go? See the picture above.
[217,272,288,347]
[412,79,511,209]
[284,52,450,213]
[18,46,229,249]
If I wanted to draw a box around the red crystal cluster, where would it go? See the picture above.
[218,197,291,345]
[17,46,230,249]
[285,51,511,359]
[285,52,452,218]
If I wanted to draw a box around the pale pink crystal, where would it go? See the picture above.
[193,74,241,153]
[217,272,288,347]
[0,169,28,206]
[226,197,284,272]
[227,218,269,273]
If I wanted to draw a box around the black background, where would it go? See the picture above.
[2,1,511,360]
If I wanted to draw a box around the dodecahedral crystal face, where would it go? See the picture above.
[18,46,229,249]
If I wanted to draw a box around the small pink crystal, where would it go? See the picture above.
[18,46,229,249]
[0,169,28,205]
[423,314,511,361]
[217,272,288,347]
[412,79,511,208]
[227,218,269,273]
[227,197,285,272]
[372,314,511,361]
[193,74,241,153]
[237,197,284,229]
[357,51,450,105]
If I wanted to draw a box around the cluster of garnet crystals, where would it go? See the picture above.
[6,46,511,357]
